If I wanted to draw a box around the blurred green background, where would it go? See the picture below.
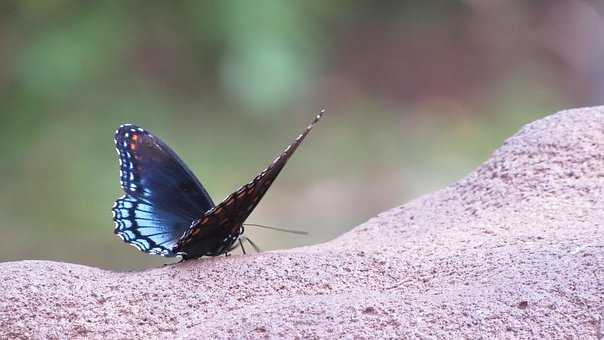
[1,1,602,270]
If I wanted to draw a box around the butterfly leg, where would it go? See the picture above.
[239,238,247,255]
[241,236,261,253]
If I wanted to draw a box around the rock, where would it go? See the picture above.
[1,106,604,339]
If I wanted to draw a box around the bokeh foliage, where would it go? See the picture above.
[0,1,599,269]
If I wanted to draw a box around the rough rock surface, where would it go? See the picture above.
[2,106,604,339]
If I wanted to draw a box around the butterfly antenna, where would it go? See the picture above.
[244,223,308,235]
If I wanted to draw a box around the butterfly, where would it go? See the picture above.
[112,110,324,260]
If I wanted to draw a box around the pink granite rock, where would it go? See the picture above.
[1,106,604,339]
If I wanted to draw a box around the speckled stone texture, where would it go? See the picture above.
[2,106,604,339]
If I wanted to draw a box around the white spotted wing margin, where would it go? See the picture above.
[175,109,326,252]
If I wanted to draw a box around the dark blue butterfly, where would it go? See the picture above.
[112,110,324,260]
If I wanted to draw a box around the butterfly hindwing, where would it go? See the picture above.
[112,124,214,256]
[112,195,193,256]
[175,110,325,255]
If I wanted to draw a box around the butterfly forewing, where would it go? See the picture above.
[175,110,325,256]
[112,124,215,256]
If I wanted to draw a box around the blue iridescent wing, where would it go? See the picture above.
[175,110,325,256]
[112,124,214,256]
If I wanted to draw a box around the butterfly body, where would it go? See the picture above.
[112,110,324,260]
[176,218,242,259]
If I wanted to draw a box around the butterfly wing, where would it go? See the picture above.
[175,110,325,256]
[112,124,214,256]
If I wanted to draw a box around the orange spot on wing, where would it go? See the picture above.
[130,134,139,150]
